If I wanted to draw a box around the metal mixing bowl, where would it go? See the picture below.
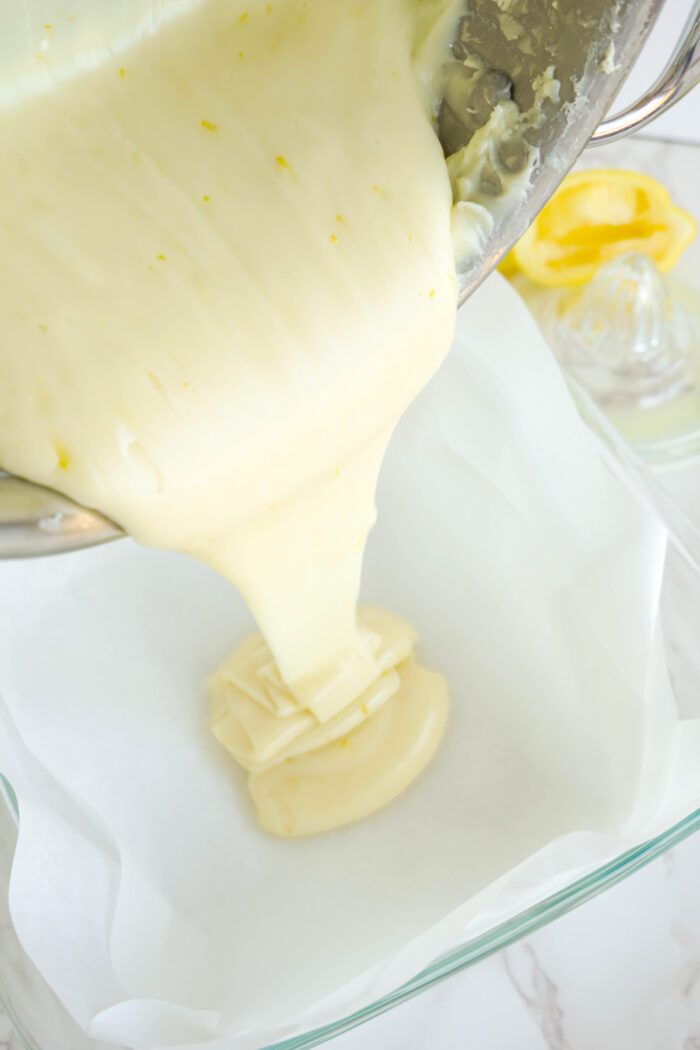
[1,0,699,557]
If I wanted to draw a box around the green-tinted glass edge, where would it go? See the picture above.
[1,777,18,819]
[265,807,700,1049]
[1,773,699,1049]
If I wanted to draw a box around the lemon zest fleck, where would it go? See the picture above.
[54,444,70,471]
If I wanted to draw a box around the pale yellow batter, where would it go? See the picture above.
[211,608,449,836]
[0,0,468,835]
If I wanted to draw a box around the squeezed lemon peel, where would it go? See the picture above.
[509,169,697,288]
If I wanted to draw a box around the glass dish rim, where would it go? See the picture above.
[1,784,699,1049]
[267,808,700,1049]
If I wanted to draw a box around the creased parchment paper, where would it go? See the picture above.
[1,275,699,1050]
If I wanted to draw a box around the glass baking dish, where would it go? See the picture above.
[1,791,699,1050]
[1,135,700,1050]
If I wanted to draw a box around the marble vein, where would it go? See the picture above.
[503,943,572,1050]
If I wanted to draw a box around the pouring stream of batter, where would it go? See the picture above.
[0,0,483,834]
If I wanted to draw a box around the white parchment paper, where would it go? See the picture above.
[1,274,699,1050]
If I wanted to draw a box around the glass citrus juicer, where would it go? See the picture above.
[1,0,699,557]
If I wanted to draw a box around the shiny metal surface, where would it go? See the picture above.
[453,0,666,310]
[1,0,699,559]
[0,472,122,558]
[591,0,700,144]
